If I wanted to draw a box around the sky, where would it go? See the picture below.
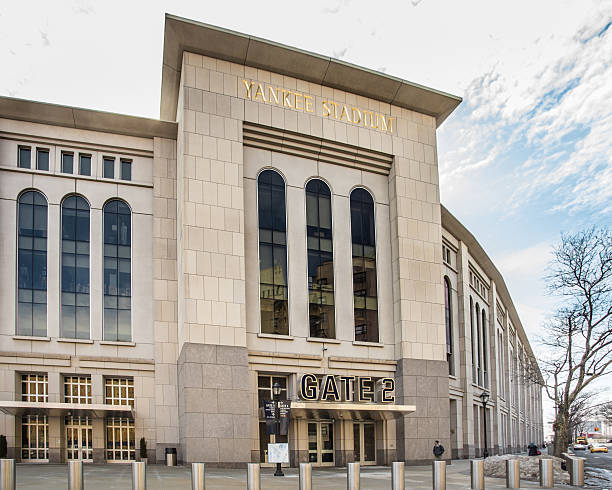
[1,0,611,427]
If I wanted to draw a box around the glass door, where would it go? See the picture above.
[66,416,93,462]
[307,421,334,466]
[353,422,376,465]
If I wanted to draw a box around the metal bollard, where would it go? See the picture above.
[192,462,205,490]
[68,460,84,490]
[392,461,405,490]
[471,460,485,489]
[570,457,585,487]
[299,462,312,490]
[539,458,553,488]
[247,463,260,490]
[0,459,15,490]
[505,459,520,489]
[432,460,446,490]
[132,461,147,490]
[347,462,360,490]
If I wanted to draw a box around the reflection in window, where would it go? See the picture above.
[258,170,288,335]
[444,276,454,375]
[306,179,335,338]
[103,200,131,341]
[17,191,47,336]
[61,196,90,339]
[350,188,378,342]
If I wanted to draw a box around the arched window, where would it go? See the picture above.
[103,200,131,341]
[306,179,334,338]
[61,196,90,339]
[350,188,378,342]
[444,276,454,375]
[17,190,47,336]
[482,309,488,387]
[257,170,288,335]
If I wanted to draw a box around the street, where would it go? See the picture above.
[574,450,612,488]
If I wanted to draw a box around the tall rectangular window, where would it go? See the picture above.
[18,146,31,169]
[120,159,132,181]
[350,188,378,343]
[79,154,91,176]
[62,152,74,174]
[103,157,115,179]
[306,179,335,338]
[36,149,49,171]
[103,200,131,341]
[17,191,48,336]
[61,196,90,339]
[257,170,288,335]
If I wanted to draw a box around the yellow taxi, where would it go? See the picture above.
[590,443,608,453]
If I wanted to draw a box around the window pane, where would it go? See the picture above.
[103,158,114,178]
[79,155,91,176]
[62,153,74,174]
[120,160,132,181]
[18,147,31,169]
[36,150,49,171]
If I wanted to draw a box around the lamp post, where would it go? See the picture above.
[480,391,490,458]
[272,382,284,477]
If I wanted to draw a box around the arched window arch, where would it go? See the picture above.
[257,170,288,335]
[103,199,131,341]
[17,190,48,336]
[61,195,90,339]
[306,179,334,338]
[350,188,378,342]
[482,309,488,387]
[444,276,454,375]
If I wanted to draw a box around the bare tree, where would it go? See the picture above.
[601,402,612,425]
[530,227,611,457]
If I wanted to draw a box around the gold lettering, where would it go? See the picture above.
[387,117,394,133]
[322,100,331,117]
[378,114,388,132]
[254,83,266,102]
[330,101,339,119]
[351,107,362,124]
[369,111,378,129]
[305,95,314,113]
[268,86,279,105]
[340,104,351,122]
[282,89,293,108]
[294,92,303,111]
[243,80,254,99]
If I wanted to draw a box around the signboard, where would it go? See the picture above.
[267,443,289,463]
[299,374,395,403]
[278,400,291,436]
[263,400,276,435]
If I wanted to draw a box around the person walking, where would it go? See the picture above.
[528,442,538,456]
[433,440,445,460]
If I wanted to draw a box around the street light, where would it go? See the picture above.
[479,391,490,458]
[272,382,284,477]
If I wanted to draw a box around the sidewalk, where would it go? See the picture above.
[14,460,581,489]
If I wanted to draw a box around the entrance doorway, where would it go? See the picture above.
[65,416,93,462]
[307,421,334,465]
[353,422,376,464]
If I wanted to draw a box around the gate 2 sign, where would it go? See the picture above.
[299,374,395,403]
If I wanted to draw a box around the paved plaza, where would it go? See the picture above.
[14,460,582,489]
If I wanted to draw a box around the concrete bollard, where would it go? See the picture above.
[132,461,147,490]
[505,459,520,489]
[392,461,405,490]
[247,463,260,490]
[471,460,485,489]
[0,459,15,490]
[191,462,205,490]
[432,460,446,490]
[299,462,312,490]
[539,458,553,488]
[347,462,360,490]
[570,457,585,487]
[68,460,84,490]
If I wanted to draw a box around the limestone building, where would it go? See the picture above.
[0,14,544,465]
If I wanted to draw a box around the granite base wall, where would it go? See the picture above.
[395,358,451,464]
[178,343,250,465]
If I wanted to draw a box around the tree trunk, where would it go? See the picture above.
[553,410,571,458]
